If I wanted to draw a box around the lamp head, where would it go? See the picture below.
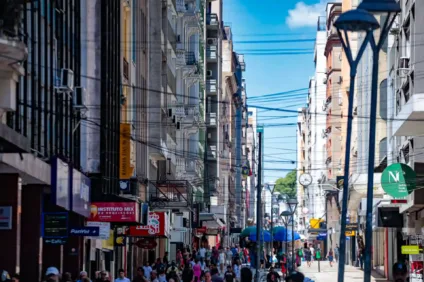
[334,9,380,32]
[287,198,298,214]
[358,0,401,13]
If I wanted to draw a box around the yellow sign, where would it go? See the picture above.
[102,230,114,250]
[401,245,421,255]
[310,218,324,229]
[119,123,132,179]
[346,231,355,237]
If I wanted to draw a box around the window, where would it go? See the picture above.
[379,79,388,120]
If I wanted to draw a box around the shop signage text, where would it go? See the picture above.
[51,157,71,210]
[381,163,416,198]
[90,202,139,223]
[129,212,168,237]
[69,227,99,236]
[0,206,12,230]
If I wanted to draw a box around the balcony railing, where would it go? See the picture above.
[207,46,217,60]
[207,112,217,126]
[149,180,193,209]
[207,13,218,26]
[206,79,217,94]
[186,51,197,65]
[207,145,217,160]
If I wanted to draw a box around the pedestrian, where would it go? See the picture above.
[225,248,233,266]
[284,271,305,282]
[240,268,252,282]
[199,246,206,260]
[133,267,147,282]
[78,271,92,282]
[266,267,280,282]
[182,263,194,282]
[10,274,19,282]
[218,249,226,274]
[233,260,241,281]
[210,268,223,282]
[327,248,334,267]
[304,247,312,268]
[167,261,180,281]
[309,245,315,263]
[204,271,212,282]
[62,273,73,282]
[96,271,110,282]
[177,250,183,268]
[158,270,167,282]
[151,271,160,282]
[144,262,153,280]
[224,266,235,282]
[164,252,170,267]
[334,245,339,263]
[392,261,408,282]
[44,267,60,282]
[193,259,202,282]
[1,270,11,282]
[114,269,130,282]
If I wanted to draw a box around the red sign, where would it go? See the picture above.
[90,202,139,223]
[134,238,157,249]
[129,212,169,237]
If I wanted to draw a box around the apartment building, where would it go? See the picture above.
[246,108,258,222]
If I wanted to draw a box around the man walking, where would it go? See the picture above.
[334,245,339,263]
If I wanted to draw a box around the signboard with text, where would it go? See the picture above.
[69,227,99,236]
[42,212,68,239]
[90,202,139,223]
[0,206,12,230]
[87,221,111,240]
[72,169,91,217]
[51,157,71,210]
[381,163,416,198]
[129,212,169,237]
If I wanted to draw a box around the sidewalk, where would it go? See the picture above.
[297,261,390,282]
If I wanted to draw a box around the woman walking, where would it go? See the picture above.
[327,248,334,267]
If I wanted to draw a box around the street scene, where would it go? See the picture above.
[0,0,422,282]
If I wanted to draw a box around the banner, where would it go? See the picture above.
[192,203,200,228]
[119,123,132,179]
[90,202,139,223]
[129,212,169,237]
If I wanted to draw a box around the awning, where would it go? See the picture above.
[200,213,225,228]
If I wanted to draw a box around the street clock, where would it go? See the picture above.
[299,173,312,187]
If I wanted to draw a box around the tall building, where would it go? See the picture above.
[246,108,258,222]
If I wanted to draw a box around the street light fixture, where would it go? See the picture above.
[333,8,380,282]
[356,2,400,282]
[280,210,292,275]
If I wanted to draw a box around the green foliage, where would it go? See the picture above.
[274,169,297,199]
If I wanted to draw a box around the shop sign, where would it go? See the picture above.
[345,231,355,237]
[72,169,91,217]
[129,212,169,237]
[69,227,99,236]
[51,157,71,210]
[0,206,12,230]
[42,212,68,243]
[114,228,126,247]
[87,222,111,240]
[346,223,358,231]
[196,227,207,234]
[119,123,132,180]
[90,202,139,223]
[192,203,200,228]
[409,254,423,282]
[134,238,157,249]
[402,245,421,255]
[336,176,344,189]
[381,163,416,198]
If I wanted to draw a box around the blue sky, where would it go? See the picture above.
[224,0,333,182]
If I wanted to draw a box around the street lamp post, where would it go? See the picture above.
[266,182,281,258]
[287,198,298,272]
[356,1,400,282]
[333,9,380,282]
[281,210,292,276]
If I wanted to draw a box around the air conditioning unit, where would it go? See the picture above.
[73,87,87,111]
[206,70,213,77]
[398,57,410,72]
[57,69,74,93]
[323,77,327,84]
[207,38,217,45]
[337,76,343,84]
[168,108,173,117]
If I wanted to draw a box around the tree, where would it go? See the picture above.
[274,169,297,199]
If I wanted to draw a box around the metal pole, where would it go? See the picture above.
[271,202,274,256]
[336,29,372,282]
[285,222,288,275]
[364,14,397,282]
[291,215,295,271]
[255,132,263,282]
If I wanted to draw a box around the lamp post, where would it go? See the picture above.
[287,198,298,271]
[281,210,292,275]
[333,9,380,282]
[355,1,400,282]
[266,182,280,256]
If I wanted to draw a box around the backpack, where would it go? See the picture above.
[298,249,303,257]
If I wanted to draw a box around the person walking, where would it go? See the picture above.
[224,266,235,282]
[193,259,202,282]
[334,245,339,263]
[327,249,334,267]
[114,269,130,282]
[144,262,153,281]
[182,263,194,282]
[309,245,315,263]
[225,248,233,267]
[132,268,147,282]
[44,267,60,282]
[304,247,312,268]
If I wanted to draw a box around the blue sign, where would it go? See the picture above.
[44,238,67,245]
[71,168,91,217]
[51,157,71,210]
[69,227,100,236]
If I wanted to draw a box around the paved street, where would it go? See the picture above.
[298,261,389,282]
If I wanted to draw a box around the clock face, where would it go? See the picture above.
[299,173,312,186]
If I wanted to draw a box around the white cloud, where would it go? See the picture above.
[286,0,341,29]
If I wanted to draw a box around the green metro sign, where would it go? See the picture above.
[381,163,416,198]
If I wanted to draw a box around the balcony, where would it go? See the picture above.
[167,20,176,53]
[167,63,176,94]
[206,46,217,61]
[207,145,217,161]
[149,180,193,210]
[206,112,217,127]
[393,94,424,136]
[206,79,217,94]
[0,3,27,114]
[173,104,200,127]
[207,14,218,28]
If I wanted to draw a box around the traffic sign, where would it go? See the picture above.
[69,227,100,236]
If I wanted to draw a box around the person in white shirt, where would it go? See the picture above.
[310,246,315,262]
[199,247,206,259]
[225,248,233,266]
[114,269,130,282]
[151,271,159,282]
[143,263,153,280]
